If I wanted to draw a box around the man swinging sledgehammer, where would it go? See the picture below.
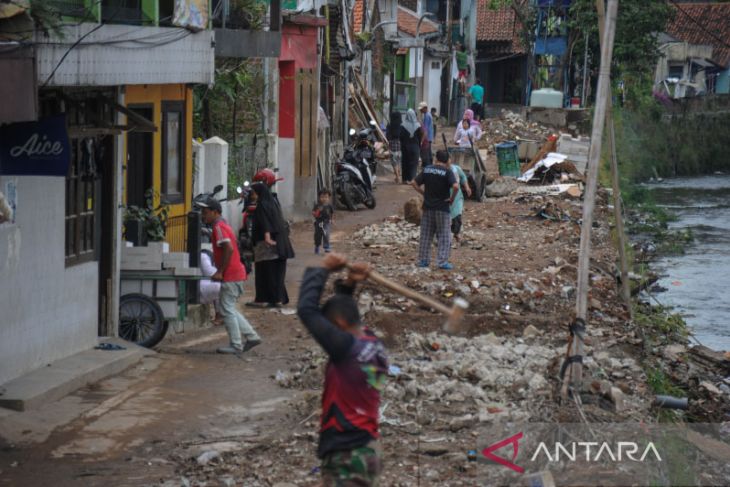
[297,253,388,486]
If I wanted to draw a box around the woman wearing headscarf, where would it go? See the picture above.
[461,109,483,139]
[399,109,423,183]
[386,111,403,183]
[247,182,295,307]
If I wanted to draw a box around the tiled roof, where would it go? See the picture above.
[397,6,439,37]
[476,1,525,55]
[666,2,730,68]
[352,0,365,34]
[477,3,516,41]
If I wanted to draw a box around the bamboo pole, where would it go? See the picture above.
[595,0,633,320]
[563,0,619,398]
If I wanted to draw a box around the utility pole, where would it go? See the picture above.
[596,0,632,319]
[562,0,619,398]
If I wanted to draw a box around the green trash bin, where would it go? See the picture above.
[496,141,521,178]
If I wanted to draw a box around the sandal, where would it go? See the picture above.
[245,301,268,308]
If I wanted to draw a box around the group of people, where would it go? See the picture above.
[385,101,436,184]
[197,169,294,354]
[192,87,488,485]
[384,97,484,271]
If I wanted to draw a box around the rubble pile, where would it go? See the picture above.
[352,216,420,248]
[479,110,553,153]
[165,190,730,486]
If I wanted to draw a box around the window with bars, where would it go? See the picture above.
[65,139,97,266]
[161,101,185,204]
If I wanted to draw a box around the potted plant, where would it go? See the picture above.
[124,189,170,246]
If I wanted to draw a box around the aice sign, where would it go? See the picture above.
[10,133,64,158]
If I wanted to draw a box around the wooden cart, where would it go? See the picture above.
[445,133,488,201]
[119,269,203,348]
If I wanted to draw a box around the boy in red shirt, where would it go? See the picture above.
[199,197,261,354]
[297,253,388,485]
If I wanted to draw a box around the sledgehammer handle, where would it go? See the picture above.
[354,267,452,315]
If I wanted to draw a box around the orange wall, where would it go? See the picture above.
[123,84,194,216]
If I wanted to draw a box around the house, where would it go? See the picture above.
[388,4,439,113]
[658,2,730,96]
[277,3,327,219]
[0,1,214,387]
[475,3,527,106]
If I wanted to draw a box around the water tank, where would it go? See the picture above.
[530,88,564,108]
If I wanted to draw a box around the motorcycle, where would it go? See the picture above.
[334,122,378,211]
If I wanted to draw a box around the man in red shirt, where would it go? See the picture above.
[199,197,261,354]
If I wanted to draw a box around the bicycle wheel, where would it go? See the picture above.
[119,293,168,348]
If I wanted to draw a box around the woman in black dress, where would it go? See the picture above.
[247,182,295,307]
[399,108,423,183]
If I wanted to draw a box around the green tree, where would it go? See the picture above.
[567,0,673,102]
[193,59,266,141]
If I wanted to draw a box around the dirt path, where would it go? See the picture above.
[0,179,414,487]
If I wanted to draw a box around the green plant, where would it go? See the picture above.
[125,189,170,242]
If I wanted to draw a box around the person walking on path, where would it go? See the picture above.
[313,189,334,254]
[199,198,261,354]
[297,253,388,486]
[418,101,434,167]
[411,150,459,270]
[446,155,472,245]
[468,78,485,120]
[399,109,423,183]
[385,111,403,183]
[247,182,295,308]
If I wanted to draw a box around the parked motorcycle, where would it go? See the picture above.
[334,122,378,211]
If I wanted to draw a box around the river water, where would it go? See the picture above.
[647,175,730,351]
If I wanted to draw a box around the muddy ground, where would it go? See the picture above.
[1,157,729,486]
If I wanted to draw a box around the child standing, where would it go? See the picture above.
[313,189,334,254]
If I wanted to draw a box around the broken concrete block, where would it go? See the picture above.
[523,324,540,338]
[528,373,547,390]
[700,381,721,395]
[485,177,519,198]
[610,386,626,412]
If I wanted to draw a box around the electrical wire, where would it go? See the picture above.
[41,22,105,87]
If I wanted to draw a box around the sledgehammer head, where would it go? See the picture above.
[444,298,470,334]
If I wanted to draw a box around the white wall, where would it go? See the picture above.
[276,138,316,222]
[425,56,442,115]
[0,176,99,385]
[277,138,295,217]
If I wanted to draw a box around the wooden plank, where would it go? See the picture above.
[522,137,557,173]
[295,71,303,177]
[301,70,311,178]
[352,72,388,144]
[308,68,317,177]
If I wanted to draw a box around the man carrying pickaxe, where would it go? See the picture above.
[297,253,388,486]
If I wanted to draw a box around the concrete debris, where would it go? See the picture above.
[479,110,553,154]
[522,324,541,338]
[353,218,420,248]
[485,177,519,198]
[196,450,220,466]
[700,381,722,395]
[610,387,627,412]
